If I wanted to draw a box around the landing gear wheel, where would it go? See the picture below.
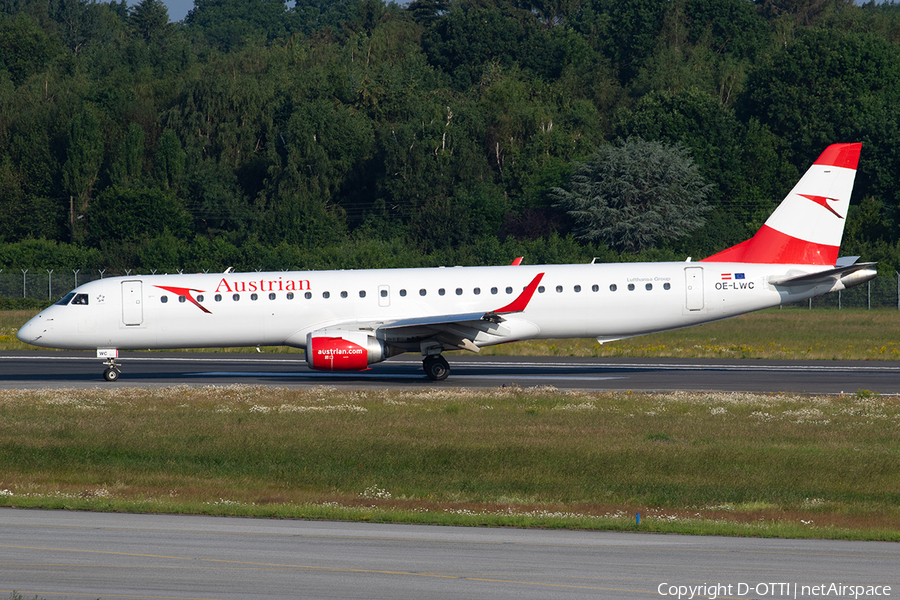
[103,367,120,382]
[423,355,450,381]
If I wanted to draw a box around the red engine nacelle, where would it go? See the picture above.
[306,331,397,371]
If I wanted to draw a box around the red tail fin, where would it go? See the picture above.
[701,143,861,265]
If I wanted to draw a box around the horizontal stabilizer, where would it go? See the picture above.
[769,261,877,286]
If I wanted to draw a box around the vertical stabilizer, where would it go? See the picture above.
[701,143,861,265]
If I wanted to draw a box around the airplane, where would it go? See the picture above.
[18,143,876,382]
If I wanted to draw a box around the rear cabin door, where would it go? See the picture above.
[684,267,704,311]
[121,280,143,326]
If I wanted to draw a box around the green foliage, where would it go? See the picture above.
[551,137,712,253]
[85,186,192,246]
[1,0,900,271]
[129,0,169,42]
[0,13,64,85]
[186,0,295,51]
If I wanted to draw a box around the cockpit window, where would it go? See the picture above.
[55,292,76,306]
[71,293,89,305]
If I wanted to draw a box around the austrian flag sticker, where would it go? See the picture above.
[720,273,745,281]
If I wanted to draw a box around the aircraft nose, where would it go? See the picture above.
[17,315,47,345]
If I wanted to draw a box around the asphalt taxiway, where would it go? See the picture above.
[1,509,898,600]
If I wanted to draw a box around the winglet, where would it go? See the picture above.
[484,273,544,321]
[511,257,524,266]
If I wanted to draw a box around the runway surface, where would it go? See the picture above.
[1,351,899,393]
[1,508,898,600]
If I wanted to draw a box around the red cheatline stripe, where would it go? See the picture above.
[700,225,838,265]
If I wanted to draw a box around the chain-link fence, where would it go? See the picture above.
[1,268,899,309]
[0,269,181,303]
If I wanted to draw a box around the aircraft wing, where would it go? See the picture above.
[318,273,545,353]
[377,272,545,329]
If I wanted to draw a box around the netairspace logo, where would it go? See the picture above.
[657,582,892,600]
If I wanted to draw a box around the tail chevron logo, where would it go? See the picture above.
[798,194,843,219]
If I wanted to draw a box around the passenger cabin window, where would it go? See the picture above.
[323,292,330,299]
[506,287,513,294]
[538,286,545,293]
[359,291,366,298]
[645,283,652,291]
[608,284,616,291]
[419,289,427,296]
[269,293,276,300]
[491,287,498,295]
[556,285,563,293]
[439,288,446,296]
[160,296,168,304]
[178,296,186,303]
[340,291,348,298]
[215,294,222,302]
[287,292,294,300]
[664,283,671,290]
[197,295,205,302]
[399,289,407,297]
[473,287,481,295]
[233,294,240,301]
[380,290,388,297]
[305,292,312,299]
[574,285,581,292]
[456,288,463,295]
[628,284,635,291]
[250,293,258,301]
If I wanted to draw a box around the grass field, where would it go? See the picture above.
[2,308,899,538]
[1,386,898,540]
[3,307,900,359]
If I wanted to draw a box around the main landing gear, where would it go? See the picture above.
[423,354,450,381]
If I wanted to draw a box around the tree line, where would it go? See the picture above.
[2,0,900,274]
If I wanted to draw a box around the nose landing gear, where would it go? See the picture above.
[98,348,121,382]
[103,364,121,382]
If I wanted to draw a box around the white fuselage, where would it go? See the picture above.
[17,261,838,352]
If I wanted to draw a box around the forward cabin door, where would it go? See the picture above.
[121,280,143,326]
[684,267,704,311]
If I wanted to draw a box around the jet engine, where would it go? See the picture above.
[306,330,399,371]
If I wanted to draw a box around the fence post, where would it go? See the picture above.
[868,280,871,310]
[47,269,53,299]
[74,269,80,289]
[21,269,27,298]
